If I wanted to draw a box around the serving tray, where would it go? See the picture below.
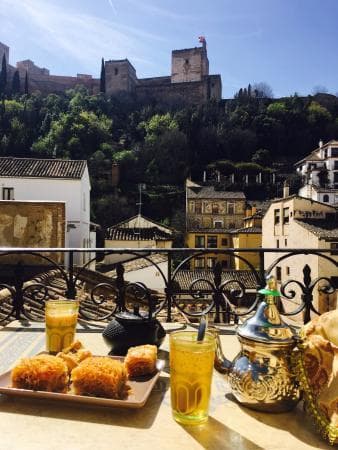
[0,356,165,409]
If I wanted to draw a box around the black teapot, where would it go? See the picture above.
[102,288,166,355]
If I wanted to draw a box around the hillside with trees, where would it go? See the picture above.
[1,78,338,231]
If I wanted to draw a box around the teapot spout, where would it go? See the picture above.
[209,327,232,375]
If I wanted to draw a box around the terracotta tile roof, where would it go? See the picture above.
[231,226,262,234]
[187,228,234,234]
[173,269,257,292]
[187,186,245,200]
[0,157,87,179]
[294,216,338,241]
[105,227,172,241]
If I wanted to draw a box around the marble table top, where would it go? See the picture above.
[0,320,331,450]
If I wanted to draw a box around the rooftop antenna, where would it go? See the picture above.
[135,183,146,236]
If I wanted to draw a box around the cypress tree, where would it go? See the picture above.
[24,71,29,94]
[0,54,7,94]
[100,57,106,93]
[12,70,21,94]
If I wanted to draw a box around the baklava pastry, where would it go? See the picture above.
[124,345,157,377]
[11,354,69,393]
[71,356,129,399]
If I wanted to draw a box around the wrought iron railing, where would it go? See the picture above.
[0,247,336,325]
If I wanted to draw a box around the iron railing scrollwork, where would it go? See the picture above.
[0,247,336,326]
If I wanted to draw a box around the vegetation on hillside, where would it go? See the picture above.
[1,83,338,231]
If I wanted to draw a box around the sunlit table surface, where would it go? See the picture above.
[0,320,332,450]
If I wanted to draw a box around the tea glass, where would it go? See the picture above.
[45,300,79,353]
[169,330,215,425]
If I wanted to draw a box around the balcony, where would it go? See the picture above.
[0,247,336,326]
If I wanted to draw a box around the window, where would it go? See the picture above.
[283,207,290,224]
[276,239,279,248]
[221,260,228,268]
[214,220,223,228]
[212,203,219,214]
[114,68,119,75]
[195,235,205,248]
[334,161,338,170]
[195,257,205,269]
[330,242,338,255]
[274,209,280,225]
[207,257,217,269]
[207,236,217,248]
[221,238,228,246]
[185,59,189,64]
[323,194,329,203]
[331,147,338,157]
[286,267,290,276]
[228,223,235,229]
[276,266,282,282]
[227,203,235,214]
[195,201,202,214]
[2,187,14,200]
[284,239,287,246]
[334,173,338,182]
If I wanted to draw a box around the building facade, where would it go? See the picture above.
[231,206,264,270]
[295,140,338,206]
[185,181,246,269]
[0,158,91,265]
[262,194,338,314]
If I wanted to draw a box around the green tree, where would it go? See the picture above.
[0,54,7,94]
[11,70,21,94]
[100,58,106,94]
[24,71,29,95]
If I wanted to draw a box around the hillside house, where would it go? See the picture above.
[185,180,246,269]
[262,192,338,314]
[0,157,92,265]
[295,140,338,206]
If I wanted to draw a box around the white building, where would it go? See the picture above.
[104,214,174,265]
[262,193,338,316]
[295,140,338,206]
[0,157,92,265]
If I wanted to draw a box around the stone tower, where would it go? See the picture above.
[171,39,209,83]
[105,59,138,95]
[0,42,9,64]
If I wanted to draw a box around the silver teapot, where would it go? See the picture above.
[213,276,301,412]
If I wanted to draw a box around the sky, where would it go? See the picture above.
[0,0,338,98]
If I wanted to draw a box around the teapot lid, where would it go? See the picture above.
[237,275,295,344]
[115,305,154,323]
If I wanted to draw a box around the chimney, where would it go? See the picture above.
[283,180,290,198]
[203,170,206,182]
[319,139,323,148]
[252,206,257,215]
[245,207,251,217]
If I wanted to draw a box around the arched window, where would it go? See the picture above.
[323,194,329,202]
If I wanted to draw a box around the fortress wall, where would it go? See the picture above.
[136,78,210,104]
[137,76,171,86]
[25,75,100,95]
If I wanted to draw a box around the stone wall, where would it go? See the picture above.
[0,201,65,265]
[171,47,208,83]
[105,59,138,95]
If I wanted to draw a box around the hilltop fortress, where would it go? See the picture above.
[0,39,222,104]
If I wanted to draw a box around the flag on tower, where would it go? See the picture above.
[198,36,206,43]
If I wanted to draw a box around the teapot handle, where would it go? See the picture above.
[126,281,153,320]
[208,326,232,375]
